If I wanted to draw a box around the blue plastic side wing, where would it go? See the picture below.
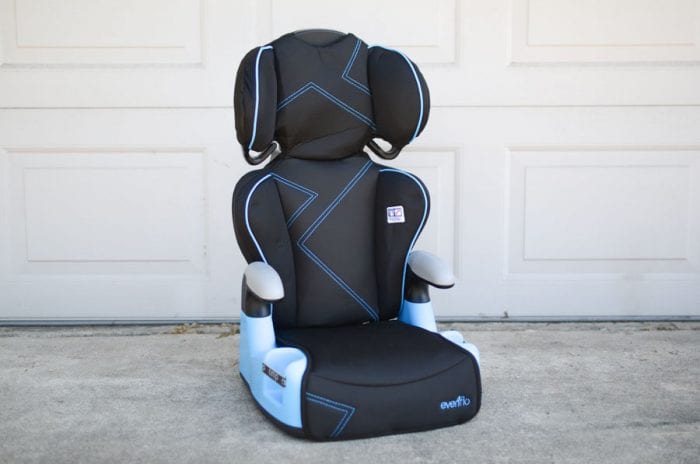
[239,312,307,428]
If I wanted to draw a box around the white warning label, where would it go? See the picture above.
[386,205,405,224]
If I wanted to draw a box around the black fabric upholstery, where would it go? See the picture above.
[278,321,481,440]
[273,33,374,159]
[375,168,429,317]
[232,153,428,328]
[368,46,430,150]
[279,320,468,386]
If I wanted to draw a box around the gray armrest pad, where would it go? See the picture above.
[407,250,455,288]
[244,262,284,301]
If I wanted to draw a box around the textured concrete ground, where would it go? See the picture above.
[0,322,698,464]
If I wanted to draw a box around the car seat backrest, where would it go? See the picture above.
[233,30,431,329]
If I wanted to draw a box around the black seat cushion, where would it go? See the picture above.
[278,321,481,440]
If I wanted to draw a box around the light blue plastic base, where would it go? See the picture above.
[239,312,307,428]
[399,300,438,332]
[399,300,481,366]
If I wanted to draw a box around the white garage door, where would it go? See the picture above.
[1,0,699,322]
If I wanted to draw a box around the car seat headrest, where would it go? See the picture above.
[234,30,430,165]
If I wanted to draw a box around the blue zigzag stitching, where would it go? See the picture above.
[277,82,375,129]
[305,392,355,438]
[270,173,318,228]
[259,168,377,320]
[341,38,370,95]
[297,161,379,320]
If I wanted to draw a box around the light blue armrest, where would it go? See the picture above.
[239,263,307,428]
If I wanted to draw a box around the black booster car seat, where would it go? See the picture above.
[232,29,481,440]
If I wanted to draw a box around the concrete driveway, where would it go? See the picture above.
[1,322,698,463]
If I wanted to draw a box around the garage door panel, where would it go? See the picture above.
[0,109,240,321]
[0,0,253,107]
[507,149,700,275]
[5,150,206,275]
[501,279,700,318]
[434,0,700,106]
[511,0,700,63]
[3,0,203,65]
[418,107,700,318]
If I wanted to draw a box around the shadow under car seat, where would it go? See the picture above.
[232,29,481,441]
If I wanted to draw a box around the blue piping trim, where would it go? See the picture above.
[379,168,428,314]
[368,45,424,141]
[341,38,370,95]
[248,45,273,151]
[244,174,273,263]
[305,392,355,438]
[277,82,376,130]
[276,82,312,108]
[270,173,318,228]
[297,161,379,320]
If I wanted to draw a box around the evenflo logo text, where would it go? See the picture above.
[440,395,471,410]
